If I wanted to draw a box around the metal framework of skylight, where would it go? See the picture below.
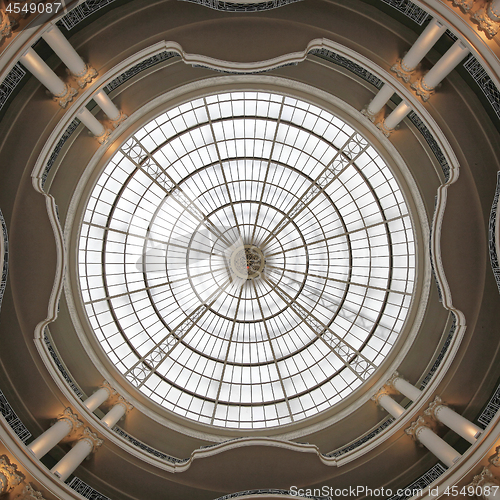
[78,91,415,429]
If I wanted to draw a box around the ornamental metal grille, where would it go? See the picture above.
[379,0,429,25]
[477,381,500,428]
[112,426,188,463]
[0,209,8,314]
[407,112,450,182]
[0,389,31,442]
[78,91,416,429]
[215,490,331,500]
[180,0,303,11]
[464,55,500,121]
[42,119,80,190]
[68,477,111,500]
[104,52,179,93]
[309,49,384,89]
[325,416,394,457]
[43,328,86,399]
[488,172,500,294]
[386,463,446,500]
[419,313,456,390]
[58,0,118,30]
[0,64,25,114]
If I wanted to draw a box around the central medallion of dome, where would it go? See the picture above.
[78,90,416,429]
[229,245,265,280]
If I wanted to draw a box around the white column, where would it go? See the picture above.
[417,426,461,467]
[421,40,470,90]
[406,417,461,467]
[365,84,394,117]
[93,90,121,121]
[51,428,102,482]
[490,0,500,21]
[398,18,447,72]
[378,394,405,418]
[51,438,93,482]
[392,376,422,401]
[28,419,73,459]
[383,101,412,130]
[19,48,67,97]
[101,403,127,428]
[425,397,482,444]
[42,24,86,76]
[84,387,110,412]
[77,108,105,137]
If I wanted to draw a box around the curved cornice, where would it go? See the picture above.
[18,36,466,471]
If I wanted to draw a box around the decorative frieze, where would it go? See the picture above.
[449,0,474,12]
[0,455,24,494]
[16,483,47,500]
[472,3,500,39]
[0,10,17,40]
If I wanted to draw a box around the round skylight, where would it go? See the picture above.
[78,91,415,429]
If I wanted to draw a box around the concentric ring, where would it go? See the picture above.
[78,91,416,429]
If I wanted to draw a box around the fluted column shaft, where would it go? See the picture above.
[42,25,86,76]
[19,48,67,96]
[400,18,446,71]
[28,419,73,459]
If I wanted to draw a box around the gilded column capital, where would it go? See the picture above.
[360,106,377,123]
[391,59,415,83]
[489,445,500,467]
[0,455,25,494]
[52,84,78,109]
[110,110,128,129]
[386,371,400,388]
[410,78,435,102]
[424,395,447,420]
[116,395,134,414]
[375,120,393,137]
[405,416,428,441]
[57,407,84,436]
[371,387,390,405]
[70,64,98,89]
[101,380,118,398]
[16,483,47,500]
[81,427,104,454]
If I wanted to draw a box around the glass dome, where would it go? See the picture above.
[78,91,415,429]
